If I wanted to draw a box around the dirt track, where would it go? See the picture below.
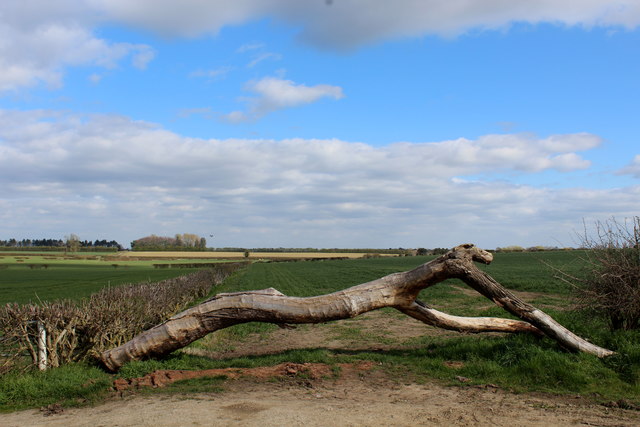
[2,369,639,427]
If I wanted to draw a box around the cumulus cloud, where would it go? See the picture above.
[0,2,154,91]
[419,133,600,174]
[1,109,632,248]
[88,0,640,48]
[223,76,344,122]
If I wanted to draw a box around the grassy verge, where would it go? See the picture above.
[0,364,112,413]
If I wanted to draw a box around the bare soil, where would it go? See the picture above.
[2,369,638,427]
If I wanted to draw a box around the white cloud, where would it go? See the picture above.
[0,109,632,248]
[247,52,282,68]
[177,107,217,120]
[221,110,250,123]
[131,46,156,69]
[391,133,599,175]
[189,66,234,81]
[237,42,266,53]
[0,2,154,91]
[3,1,638,91]
[87,1,640,49]
[618,154,640,178]
[88,73,103,84]
[223,77,344,122]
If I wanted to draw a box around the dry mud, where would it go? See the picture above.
[2,371,639,427]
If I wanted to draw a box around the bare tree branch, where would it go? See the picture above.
[100,244,613,372]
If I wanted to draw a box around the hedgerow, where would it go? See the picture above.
[0,263,246,373]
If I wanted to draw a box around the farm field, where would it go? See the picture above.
[115,250,397,259]
[1,249,639,425]
[0,249,398,304]
[0,251,233,304]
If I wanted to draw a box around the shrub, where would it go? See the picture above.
[569,217,640,331]
[362,253,382,259]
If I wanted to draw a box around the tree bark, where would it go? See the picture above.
[100,244,613,372]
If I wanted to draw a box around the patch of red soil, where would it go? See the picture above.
[113,361,375,391]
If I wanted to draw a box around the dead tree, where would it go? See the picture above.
[100,244,613,371]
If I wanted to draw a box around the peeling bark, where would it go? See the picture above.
[100,244,614,372]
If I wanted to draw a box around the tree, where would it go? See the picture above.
[132,233,206,251]
[100,244,613,372]
[65,234,80,253]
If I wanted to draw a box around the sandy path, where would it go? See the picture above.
[2,376,638,427]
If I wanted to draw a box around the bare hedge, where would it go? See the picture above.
[0,263,246,373]
[571,217,640,331]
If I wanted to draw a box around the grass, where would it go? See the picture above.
[0,251,241,304]
[140,375,227,395]
[0,249,406,304]
[1,250,638,411]
[0,264,200,304]
[479,250,586,294]
[215,255,435,297]
[0,364,112,412]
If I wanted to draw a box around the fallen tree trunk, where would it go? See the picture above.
[100,244,613,371]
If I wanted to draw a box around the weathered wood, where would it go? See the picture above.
[100,244,613,372]
[398,300,543,335]
[37,321,47,371]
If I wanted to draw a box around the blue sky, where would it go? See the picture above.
[1,1,639,249]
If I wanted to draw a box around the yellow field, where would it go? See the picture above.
[114,251,397,259]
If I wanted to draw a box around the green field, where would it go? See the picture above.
[1,250,639,412]
[0,252,220,305]
[214,250,582,295]
[0,249,582,305]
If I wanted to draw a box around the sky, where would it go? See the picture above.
[1,0,639,250]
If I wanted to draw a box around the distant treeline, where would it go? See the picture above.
[131,234,207,251]
[494,245,571,253]
[215,247,450,255]
[0,238,122,251]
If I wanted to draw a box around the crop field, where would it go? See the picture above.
[1,249,639,416]
[0,250,404,305]
[115,251,396,259]
[0,251,229,304]
[216,250,583,296]
[0,249,583,306]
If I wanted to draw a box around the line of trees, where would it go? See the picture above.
[131,234,207,251]
[213,247,422,254]
[0,237,122,250]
